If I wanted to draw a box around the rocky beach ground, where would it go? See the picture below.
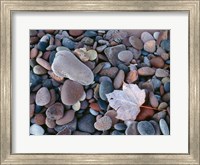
[30,30,170,135]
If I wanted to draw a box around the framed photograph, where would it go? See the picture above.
[0,0,199,164]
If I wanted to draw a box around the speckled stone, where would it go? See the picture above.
[46,102,64,120]
[94,116,112,131]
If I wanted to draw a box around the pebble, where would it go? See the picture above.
[72,101,81,111]
[104,44,126,66]
[89,103,101,111]
[84,30,97,37]
[56,46,70,52]
[129,36,143,50]
[141,32,154,43]
[30,36,39,44]
[105,110,119,125]
[56,110,75,125]
[96,45,107,53]
[62,37,75,49]
[125,121,139,135]
[61,80,84,105]
[161,40,170,52]
[102,62,112,69]
[158,102,168,110]
[33,65,47,75]
[159,119,169,135]
[94,116,112,131]
[114,123,127,131]
[37,41,48,52]
[150,57,165,68]
[136,107,155,121]
[143,57,150,66]
[162,77,170,84]
[49,51,56,65]
[155,69,169,78]
[45,118,56,128]
[34,104,42,113]
[30,47,38,59]
[69,30,84,37]
[30,104,35,118]
[137,121,155,135]
[114,70,125,89]
[46,102,64,120]
[78,114,95,133]
[52,50,94,85]
[138,67,155,76]
[149,92,159,108]
[36,57,51,70]
[99,67,119,78]
[74,48,90,62]
[87,50,97,61]
[118,50,133,64]
[30,124,45,135]
[86,89,93,100]
[93,62,106,74]
[149,120,161,135]
[99,80,114,100]
[89,108,99,116]
[157,30,168,45]
[126,70,138,83]
[80,100,88,109]
[144,40,156,53]
[34,114,45,125]
[164,82,170,92]
[35,87,51,106]
[152,111,167,122]
[156,47,166,55]
[153,32,160,40]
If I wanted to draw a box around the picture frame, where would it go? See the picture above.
[0,0,199,164]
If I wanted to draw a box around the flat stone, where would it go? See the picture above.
[99,80,114,101]
[36,57,51,70]
[155,69,169,78]
[113,70,125,89]
[159,119,169,135]
[46,102,64,120]
[61,80,84,105]
[129,36,143,50]
[78,114,95,133]
[52,50,94,85]
[94,116,112,131]
[118,50,133,64]
[137,121,155,135]
[30,124,44,135]
[150,57,165,68]
[138,67,155,76]
[56,110,75,125]
[144,40,156,53]
[141,32,154,43]
[35,87,51,106]
[104,44,126,66]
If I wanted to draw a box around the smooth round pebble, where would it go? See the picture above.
[129,36,143,50]
[161,40,170,52]
[33,65,47,75]
[99,80,114,101]
[78,114,95,133]
[35,87,51,106]
[144,40,156,53]
[158,102,168,110]
[149,92,159,108]
[30,124,44,135]
[149,120,161,135]
[118,50,133,64]
[114,70,125,89]
[45,118,56,128]
[111,130,124,135]
[138,67,155,76]
[56,110,75,125]
[125,121,139,135]
[69,30,84,37]
[89,108,99,116]
[150,57,165,68]
[62,37,75,49]
[34,114,45,125]
[72,101,81,111]
[141,32,154,43]
[137,121,155,135]
[105,110,119,125]
[155,69,169,78]
[164,82,170,92]
[159,119,169,135]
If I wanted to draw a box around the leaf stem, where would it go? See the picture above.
[140,105,160,111]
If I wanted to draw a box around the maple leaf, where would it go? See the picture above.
[106,83,145,121]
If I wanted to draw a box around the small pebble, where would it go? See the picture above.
[78,114,95,133]
[118,50,133,64]
[159,119,169,135]
[158,102,168,110]
[113,70,125,89]
[99,80,114,100]
[94,116,112,131]
[137,121,155,135]
[114,123,127,131]
[126,70,138,83]
[155,69,169,78]
[138,67,155,76]
[30,124,45,135]
[149,120,161,135]
[125,121,139,135]
[56,110,75,125]
[72,101,81,111]
[35,87,51,106]
[46,102,64,120]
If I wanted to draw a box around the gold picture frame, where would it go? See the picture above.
[0,0,199,164]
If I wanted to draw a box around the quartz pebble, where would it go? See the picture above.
[30,124,45,135]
